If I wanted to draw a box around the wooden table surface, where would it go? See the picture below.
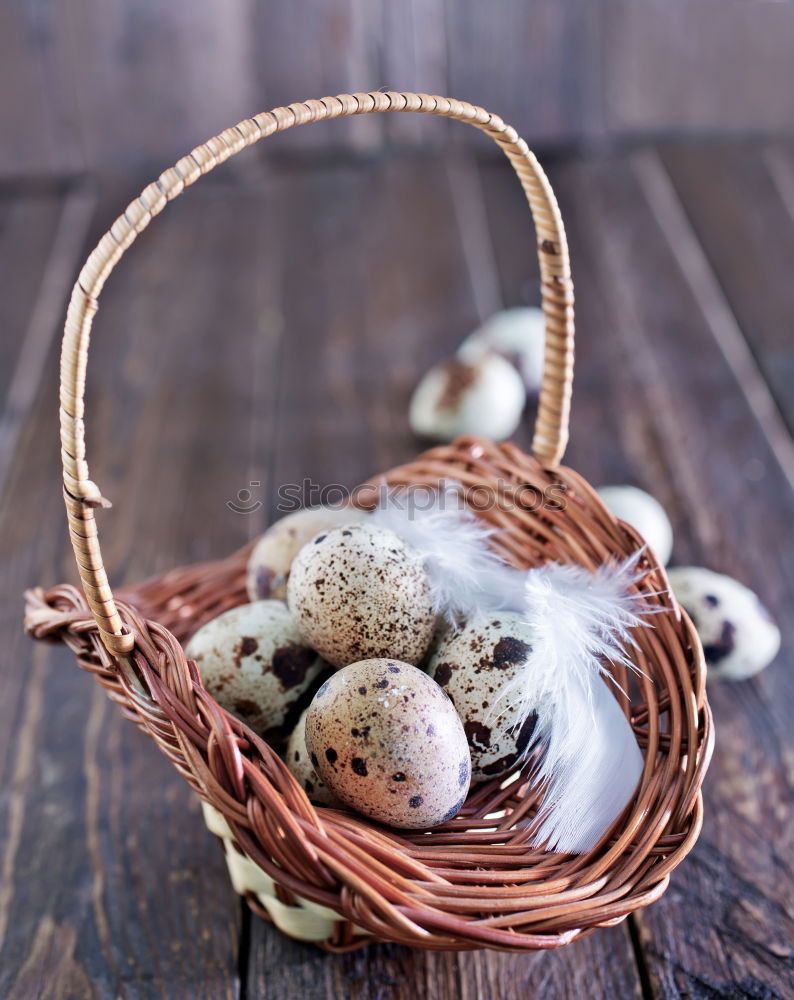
[1,143,792,999]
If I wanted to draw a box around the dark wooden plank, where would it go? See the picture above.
[445,157,505,326]
[0,187,96,882]
[0,187,96,497]
[8,1,794,180]
[537,151,794,999]
[43,1,257,177]
[0,191,66,405]
[380,0,448,147]
[245,154,645,997]
[0,197,113,996]
[248,927,643,1000]
[0,5,84,179]
[8,0,794,182]
[0,1,267,181]
[660,142,794,443]
[604,0,794,136]
[472,158,540,317]
[249,1,382,155]
[84,179,290,573]
[445,0,604,146]
[0,176,295,996]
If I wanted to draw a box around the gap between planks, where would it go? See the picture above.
[445,155,504,324]
[633,148,794,494]
[0,185,96,506]
[0,646,48,951]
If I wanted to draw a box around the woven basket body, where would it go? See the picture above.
[25,93,713,952]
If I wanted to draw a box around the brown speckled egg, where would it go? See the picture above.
[305,659,471,829]
[287,523,435,669]
[286,709,343,807]
[427,612,538,782]
[186,600,326,741]
[247,506,368,601]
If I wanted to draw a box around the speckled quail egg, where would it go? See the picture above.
[287,523,435,669]
[247,506,367,601]
[597,485,673,565]
[458,306,546,394]
[667,567,780,682]
[409,353,526,442]
[186,600,326,740]
[286,709,343,807]
[305,659,471,829]
[427,612,538,782]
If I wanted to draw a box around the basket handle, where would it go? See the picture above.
[60,92,575,656]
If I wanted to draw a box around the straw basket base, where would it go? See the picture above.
[201,802,369,949]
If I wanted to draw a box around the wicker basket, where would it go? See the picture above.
[24,92,713,953]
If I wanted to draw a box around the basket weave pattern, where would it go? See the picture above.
[25,93,712,952]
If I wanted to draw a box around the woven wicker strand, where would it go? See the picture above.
[25,449,712,951]
[26,95,713,953]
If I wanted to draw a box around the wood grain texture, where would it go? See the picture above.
[380,0,448,146]
[0,192,69,414]
[247,925,643,1000]
[661,142,794,441]
[0,187,96,499]
[58,0,258,176]
[604,0,794,136]
[6,2,794,178]
[247,0,382,155]
[0,3,84,178]
[445,0,602,148]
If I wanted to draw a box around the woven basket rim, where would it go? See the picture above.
[26,438,713,952]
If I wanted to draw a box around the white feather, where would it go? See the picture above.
[371,485,650,852]
[491,554,650,854]
[370,482,524,622]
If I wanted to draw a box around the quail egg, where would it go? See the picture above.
[286,709,342,807]
[667,567,780,682]
[186,600,326,740]
[409,353,526,442]
[287,523,435,669]
[305,659,471,829]
[597,485,673,565]
[427,612,538,781]
[458,306,546,393]
[247,505,367,601]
